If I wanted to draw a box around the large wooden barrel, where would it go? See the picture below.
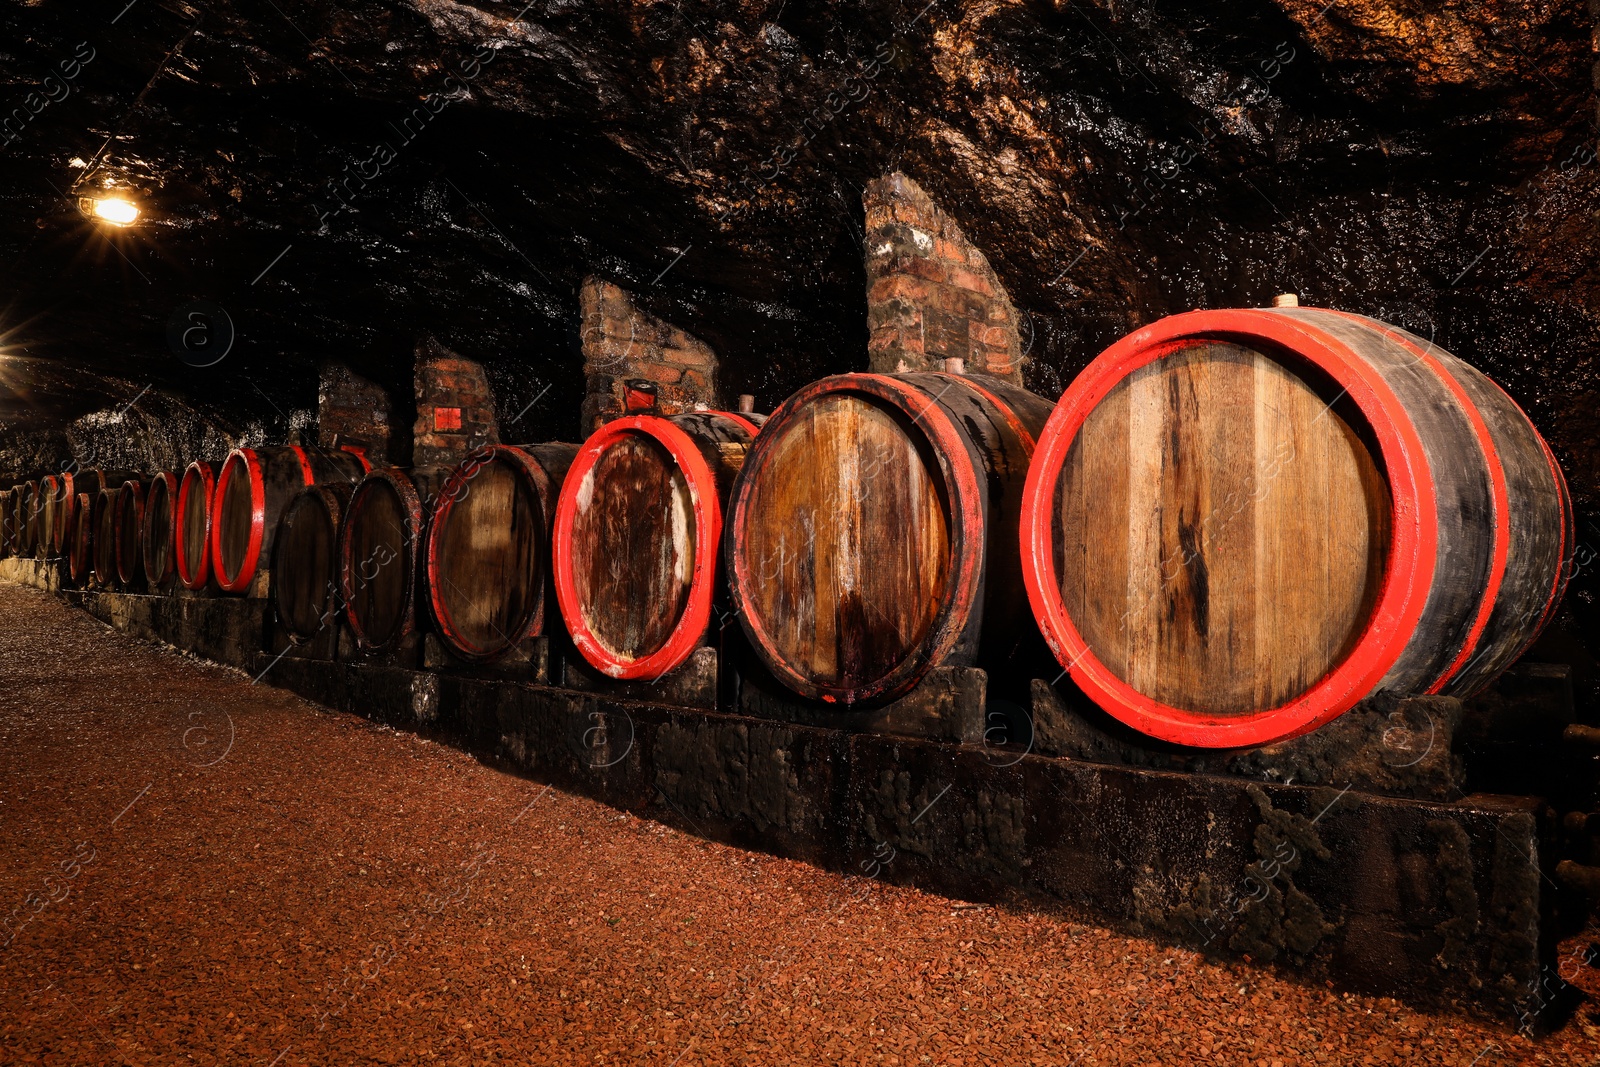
[176,461,220,589]
[271,483,353,645]
[553,411,760,679]
[69,492,95,585]
[424,443,578,663]
[113,478,147,588]
[210,446,368,594]
[17,480,39,557]
[92,487,120,588]
[337,467,441,653]
[725,371,1053,705]
[37,475,65,557]
[141,471,179,590]
[40,472,76,556]
[1020,306,1574,748]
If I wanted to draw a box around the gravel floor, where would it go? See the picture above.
[1,582,1598,1066]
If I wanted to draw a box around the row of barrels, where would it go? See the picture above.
[0,447,372,593]
[548,308,1573,749]
[1,307,1574,749]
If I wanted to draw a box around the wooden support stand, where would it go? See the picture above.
[739,664,988,744]
[1031,679,1467,802]
[562,645,720,710]
[422,633,552,684]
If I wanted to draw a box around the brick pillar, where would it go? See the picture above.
[579,277,718,433]
[863,172,1023,383]
[318,363,392,465]
[412,337,500,469]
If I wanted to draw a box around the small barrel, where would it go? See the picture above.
[726,371,1054,705]
[175,461,220,590]
[210,446,369,594]
[141,471,179,590]
[1019,306,1574,748]
[114,478,147,588]
[338,467,439,652]
[424,443,578,663]
[553,411,759,679]
[69,492,96,585]
[17,480,39,557]
[92,487,120,588]
[271,483,354,645]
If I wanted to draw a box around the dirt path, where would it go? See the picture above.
[0,581,1595,1066]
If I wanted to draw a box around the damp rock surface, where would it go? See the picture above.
[0,2,1596,696]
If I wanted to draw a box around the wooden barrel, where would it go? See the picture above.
[113,478,147,587]
[41,472,76,556]
[553,411,760,679]
[1019,306,1574,748]
[17,480,39,557]
[61,469,134,557]
[0,486,14,557]
[176,461,220,590]
[37,475,64,557]
[69,492,95,584]
[725,372,1053,705]
[271,483,353,645]
[337,467,439,652]
[210,446,369,594]
[424,443,578,663]
[141,471,179,590]
[92,487,120,588]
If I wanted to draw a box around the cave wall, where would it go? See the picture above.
[0,0,1596,701]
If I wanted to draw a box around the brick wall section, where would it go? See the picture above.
[863,172,1023,383]
[412,338,499,469]
[579,277,718,433]
[318,363,392,465]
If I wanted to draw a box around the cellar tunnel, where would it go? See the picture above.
[3,1,1600,1062]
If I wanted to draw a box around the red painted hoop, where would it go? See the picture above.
[210,450,265,593]
[1018,307,1439,748]
[1319,312,1510,695]
[425,445,555,661]
[705,410,763,438]
[552,415,734,680]
[725,373,989,704]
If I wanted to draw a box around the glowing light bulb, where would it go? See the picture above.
[89,197,139,225]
